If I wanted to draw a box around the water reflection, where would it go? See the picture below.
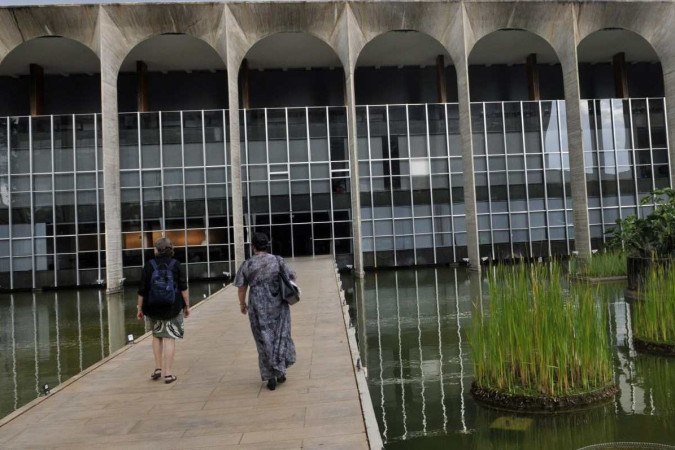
[0,282,222,419]
[344,268,675,449]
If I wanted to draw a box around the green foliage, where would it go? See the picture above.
[607,188,675,258]
[470,262,614,397]
[570,251,626,278]
[633,263,675,345]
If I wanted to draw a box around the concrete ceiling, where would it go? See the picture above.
[469,30,559,65]
[0,36,99,76]
[120,34,225,72]
[245,33,342,70]
[357,31,451,67]
[578,29,659,63]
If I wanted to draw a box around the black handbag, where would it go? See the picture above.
[276,256,300,305]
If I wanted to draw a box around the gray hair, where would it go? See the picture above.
[154,237,174,258]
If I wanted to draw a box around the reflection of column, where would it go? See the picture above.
[224,9,245,270]
[357,276,367,368]
[414,271,427,434]
[54,294,62,384]
[11,295,18,410]
[107,292,126,353]
[394,272,408,439]
[454,269,468,433]
[433,269,448,433]
[100,9,124,293]
[456,12,480,269]
[374,273,388,441]
[77,292,83,372]
[345,67,365,276]
[32,294,39,395]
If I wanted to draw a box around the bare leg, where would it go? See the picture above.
[162,338,176,377]
[152,337,163,370]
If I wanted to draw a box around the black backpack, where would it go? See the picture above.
[148,259,177,306]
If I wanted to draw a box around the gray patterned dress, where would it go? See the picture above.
[234,252,296,381]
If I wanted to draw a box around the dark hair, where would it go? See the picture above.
[251,232,269,252]
[154,237,174,258]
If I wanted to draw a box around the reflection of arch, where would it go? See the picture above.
[240,32,345,108]
[468,28,563,102]
[0,36,101,116]
[577,28,663,99]
[355,30,455,104]
[117,33,227,112]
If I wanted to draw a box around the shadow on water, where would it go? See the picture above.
[0,282,223,419]
[341,267,675,450]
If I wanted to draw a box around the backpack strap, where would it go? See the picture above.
[150,259,158,271]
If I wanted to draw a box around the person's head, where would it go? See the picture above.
[251,232,269,253]
[154,237,174,258]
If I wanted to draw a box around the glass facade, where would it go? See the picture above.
[582,98,670,247]
[357,104,466,267]
[119,110,234,283]
[472,100,573,260]
[0,98,670,290]
[0,114,104,290]
[241,107,353,263]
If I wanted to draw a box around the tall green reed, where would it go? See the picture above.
[570,251,626,278]
[471,262,614,397]
[633,263,675,345]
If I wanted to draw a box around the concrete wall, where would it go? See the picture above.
[0,0,674,286]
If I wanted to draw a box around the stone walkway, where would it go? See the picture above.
[0,256,371,449]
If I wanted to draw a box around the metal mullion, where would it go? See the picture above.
[594,100,606,245]
[29,118,36,289]
[482,103,495,259]
[610,99,622,229]
[534,102,549,257]
[286,108,294,257]
[93,114,102,284]
[627,99,641,219]
[524,102,537,256]
[137,112,146,268]
[405,105,416,264]
[7,119,13,289]
[306,107,315,257]
[72,115,80,286]
[386,106,397,266]
[222,109,233,275]
[201,111,210,275]
[663,97,672,189]
[159,112,166,234]
[501,102,514,259]
[425,104,437,265]
[366,106,377,267]
[326,106,336,257]
[557,100,571,255]
[243,110,252,251]
[645,98,657,195]
[264,109,272,249]
[50,115,57,286]
[444,104,456,261]
[180,111,188,281]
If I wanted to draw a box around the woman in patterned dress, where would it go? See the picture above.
[234,232,297,390]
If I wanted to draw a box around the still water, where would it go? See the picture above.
[343,268,675,449]
[0,282,223,420]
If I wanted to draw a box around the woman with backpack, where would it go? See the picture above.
[234,232,297,390]
[136,237,190,384]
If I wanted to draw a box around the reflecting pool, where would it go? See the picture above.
[343,268,675,449]
[0,282,222,419]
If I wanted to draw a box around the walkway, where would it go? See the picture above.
[0,256,374,449]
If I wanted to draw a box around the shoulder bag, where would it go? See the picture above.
[276,256,300,305]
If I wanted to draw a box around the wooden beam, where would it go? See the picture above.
[436,55,448,103]
[240,58,250,109]
[526,53,540,101]
[613,52,629,98]
[29,63,44,116]
[136,60,149,112]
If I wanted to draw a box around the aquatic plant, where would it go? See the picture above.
[570,250,626,278]
[470,262,614,398]
[633,264,675,347]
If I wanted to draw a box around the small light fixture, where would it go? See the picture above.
[127,334,134,345]
[43,383,50,395]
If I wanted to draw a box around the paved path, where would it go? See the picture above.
[0,256,370,449]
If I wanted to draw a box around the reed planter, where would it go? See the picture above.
[626,256,670,292]
[633,338,675,357]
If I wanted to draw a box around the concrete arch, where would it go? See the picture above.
[0,5,99,66]
[0,35,101,76]
[578,28,661,63]
[355,29,455,69]
[101,4,228,76]
[225,2,350,75]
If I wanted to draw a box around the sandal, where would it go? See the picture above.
[164,375,177,384]
[150,368,162,380]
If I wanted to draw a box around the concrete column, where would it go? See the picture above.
[561,50,592,259]
[345,68,364,276]
[613,52,629,99]
[526,53,541,101]
[456,58,480,269]
[436,55,448,103]
[137,60,149,112]
[29,63,44,116]
[99,11,124,293]
[226,57,246,271]
[664,61,675,187]
[240,58,250,109]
